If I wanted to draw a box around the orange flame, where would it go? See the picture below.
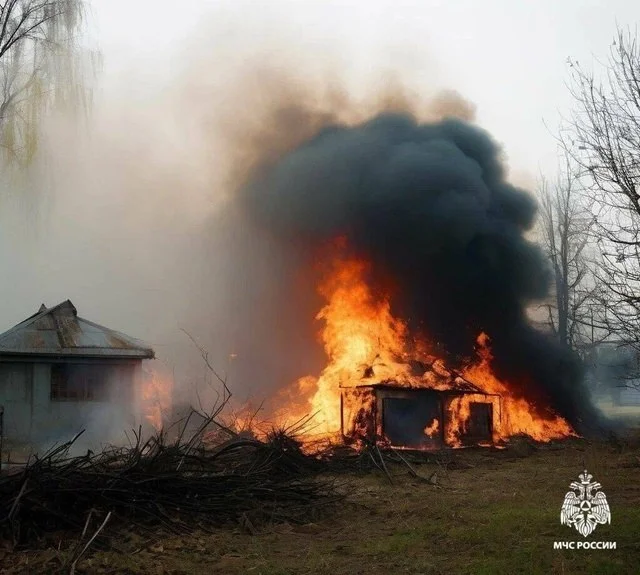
[141,368,173,431]
[424,418,440,437]
[273,257,413,433]
[273,252,575,448]
[457,334,575,444]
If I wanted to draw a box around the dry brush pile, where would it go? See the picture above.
[0,412,342,549]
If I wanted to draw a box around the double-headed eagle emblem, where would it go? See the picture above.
[561,470,611,537]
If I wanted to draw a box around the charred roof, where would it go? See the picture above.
[345,356,495,395]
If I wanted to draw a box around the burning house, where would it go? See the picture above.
[262,256,575,450]
[0,300,155,445]
[229,112,602,448]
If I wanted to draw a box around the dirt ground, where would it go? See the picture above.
[2,437,639,575]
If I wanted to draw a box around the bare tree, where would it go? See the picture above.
[561,27,640,358]
[0,0,92,165]
[537,159,595,352]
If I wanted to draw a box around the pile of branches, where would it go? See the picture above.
[0,412,341,546]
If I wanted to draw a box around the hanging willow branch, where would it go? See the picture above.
[0,0,97,166]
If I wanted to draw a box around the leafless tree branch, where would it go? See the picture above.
[560,27,640,362]
[536,156,598,353]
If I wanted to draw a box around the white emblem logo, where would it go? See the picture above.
[561,470,611,537]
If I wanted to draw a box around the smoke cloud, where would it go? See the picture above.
[194,82,480,404]
[238,113,599,433]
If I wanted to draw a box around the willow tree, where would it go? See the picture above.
[0,0,91,165]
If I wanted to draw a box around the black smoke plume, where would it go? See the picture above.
[239,113,600,434]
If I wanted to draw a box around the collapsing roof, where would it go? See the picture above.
[346,356,491,394]
[0,300,154,359]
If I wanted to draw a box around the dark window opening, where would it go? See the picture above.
[50,365,109,401]
[382,394,442,448]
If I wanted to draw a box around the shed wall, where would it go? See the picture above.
[0,361,140,446]
[0,363,33,441]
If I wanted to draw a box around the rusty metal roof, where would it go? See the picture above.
[0,300,154,359]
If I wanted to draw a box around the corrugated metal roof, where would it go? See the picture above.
[0,300,154,359]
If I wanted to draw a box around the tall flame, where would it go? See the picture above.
[141,369,173,431]
[307,258,410,431]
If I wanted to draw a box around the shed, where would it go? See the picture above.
[0,300,154,445]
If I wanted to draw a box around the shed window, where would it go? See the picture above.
[50,365,109,401]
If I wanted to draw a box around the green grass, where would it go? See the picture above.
[3,438,640,574]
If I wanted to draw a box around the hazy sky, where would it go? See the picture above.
[93,0,640,177]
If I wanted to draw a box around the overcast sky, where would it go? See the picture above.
[92,0,640,178]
